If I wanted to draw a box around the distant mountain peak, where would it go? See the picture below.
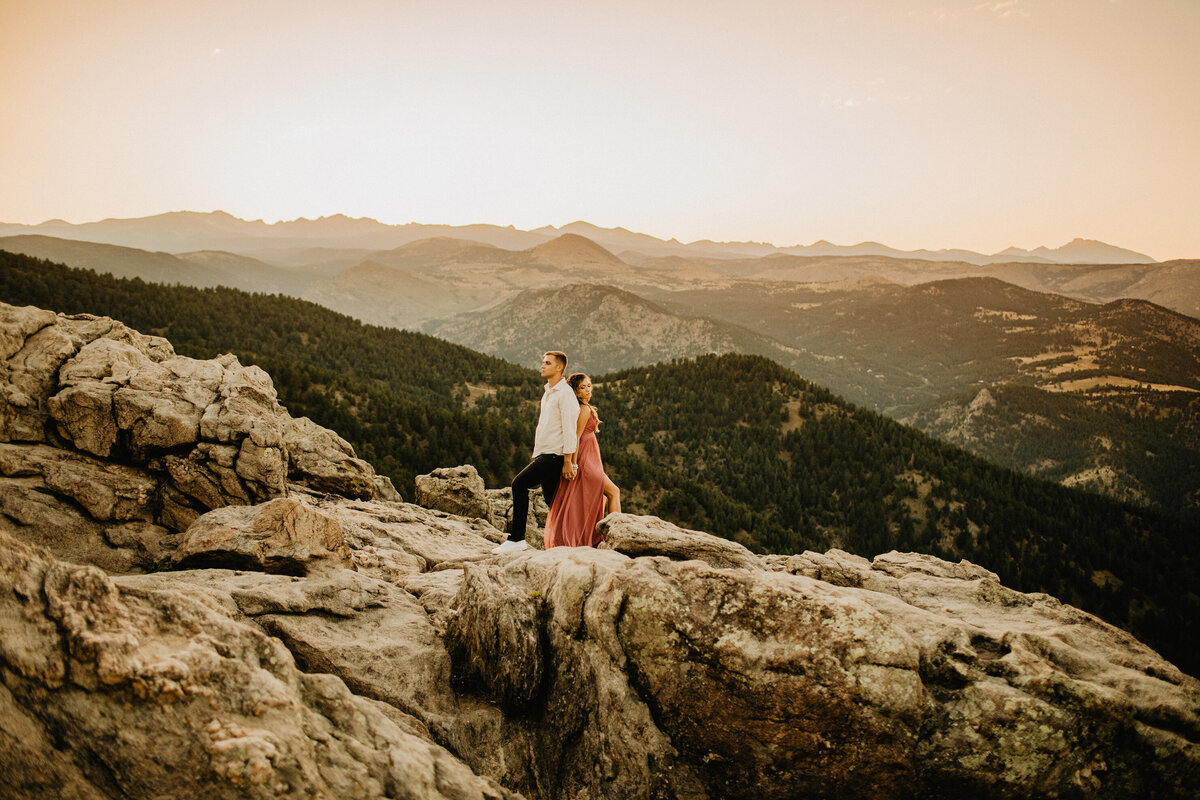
[1043,238,1156,264]
[392,236,502,258]
[528,233,625,266]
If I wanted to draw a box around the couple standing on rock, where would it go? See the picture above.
[492,350,621,553]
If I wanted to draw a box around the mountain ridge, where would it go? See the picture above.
[4,234,1196,511]
[440,273,1200,516]
[0,210,1161,264]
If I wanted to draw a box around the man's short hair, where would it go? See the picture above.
[545,351,568,370]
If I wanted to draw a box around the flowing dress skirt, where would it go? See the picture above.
[545,416,606,547]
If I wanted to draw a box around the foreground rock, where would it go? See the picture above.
[415,465,490,519]
[598,512,764,570]
[442,515,1200,800]
[0,530,515,800]
[171,497,354,575]
[284,416,377,500]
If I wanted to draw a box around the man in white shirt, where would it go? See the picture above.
[493,350,580,553]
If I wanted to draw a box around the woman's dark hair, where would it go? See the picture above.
[565,372,589,397]
[566,372,600,423]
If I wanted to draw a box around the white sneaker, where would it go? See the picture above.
[491,539,530,554]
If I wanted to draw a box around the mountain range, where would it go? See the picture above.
[2,217,1197,517]
[0,210,1158,264]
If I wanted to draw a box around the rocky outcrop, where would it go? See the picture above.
[445,524,1200,800]
[0,301,379,570]
[3,302,1198,800]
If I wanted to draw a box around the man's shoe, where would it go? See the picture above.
[491,539,529,554]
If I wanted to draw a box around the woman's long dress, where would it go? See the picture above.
[545,414,606,547]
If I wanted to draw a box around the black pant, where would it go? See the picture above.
[508,453,564,540]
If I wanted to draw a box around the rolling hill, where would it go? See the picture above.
[426,282,810,375]
[0,234,323,295]
[628,251,1200,318]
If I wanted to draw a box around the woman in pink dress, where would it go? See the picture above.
[545,373,621,548]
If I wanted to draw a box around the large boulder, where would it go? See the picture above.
[284,416,377,499]
[415,465,490,520]
[598,512,765,570]
[307,495,502,581]
[172,497,353,576]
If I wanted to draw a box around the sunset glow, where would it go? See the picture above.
[2,0,1197,258]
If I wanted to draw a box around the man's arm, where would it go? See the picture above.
[564,405,589,468]
[559,389,580,478]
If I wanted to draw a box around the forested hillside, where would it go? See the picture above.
[2,249,1196,674]
[596,355,1198,665]
[645,276,1200,516]
[0,250,542,492]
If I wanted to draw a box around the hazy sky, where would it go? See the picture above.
[2,0,1197,258]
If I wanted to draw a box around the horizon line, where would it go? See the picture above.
[0,208,1167,262]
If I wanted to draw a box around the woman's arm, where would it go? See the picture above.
[573,405,589,445]
[563,403,589,477]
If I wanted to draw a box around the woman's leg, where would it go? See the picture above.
[602,475,621,514]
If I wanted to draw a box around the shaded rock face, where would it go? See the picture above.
[0,301,378,569]
[3,302,1198,800]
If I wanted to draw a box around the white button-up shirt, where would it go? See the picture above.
[533,379,580,457]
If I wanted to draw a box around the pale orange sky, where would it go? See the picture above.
[1,0,1197,259]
